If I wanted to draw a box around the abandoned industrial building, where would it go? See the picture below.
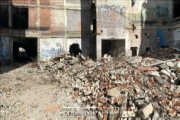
[0,0,180,119]
[0,0,179,62]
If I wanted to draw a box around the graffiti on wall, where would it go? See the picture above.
[143,4,169,25]
[0,37,9,62]
[40,40,65,59]
[40,48,64,59]
[98,5,126,37]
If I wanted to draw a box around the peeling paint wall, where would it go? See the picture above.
[50,9,65,31]
[95,0,174,58]
[97,1,127,38]
[39,38,66,61]
[96,0,129,59]
[39,38,88,61]
[129,0,172,26]
[128,0,173,55]
[0,0,177,61]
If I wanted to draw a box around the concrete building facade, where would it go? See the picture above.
[0,0,180,62]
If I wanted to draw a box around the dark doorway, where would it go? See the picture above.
[131,47,137,56]
[13,38,37,61]
[102,40,125,58]
[69,43,82,57]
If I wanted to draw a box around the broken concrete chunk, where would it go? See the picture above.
[170,79,175,84]
[175,86,180,93]
[174,62,180,72]
[159,64,169,69]
[107,87,120,98]
[109,110,119,117]
[84,90,92,96]
[146,71,160,77]
[166,62,175,68]
[152,111,160,120]
[138,103,153,119]
[170,85,175,91]
[122,111,128,118]
[57,63,64,69]
[171,72,176,77]
[134,86,143,94]
[118,68,127,75]
[155,76,167,85]
[98,111,103,119]
[127,111,136,117]
[78,53,85,61]
[160,70,171,77]
[76,98,82,104]
[135,99,145,107]
[126,56,142,64]
[64,55,72,60]
[161,75,169,81]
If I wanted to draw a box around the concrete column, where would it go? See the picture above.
[8,0,13,61]
[64,0,67,52]
[125,30,131,57]
[37,0,40,62]
[37,38,41,62]
[96,35,101,60]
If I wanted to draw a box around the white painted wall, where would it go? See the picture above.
[39,38,83,61]
[39,38,66,61]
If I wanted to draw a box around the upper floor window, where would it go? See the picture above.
[12,7,28,29]
[0,6,9,28]
[173,0,180,18]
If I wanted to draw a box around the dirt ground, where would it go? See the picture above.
[0,63,89,120]
[1,51,180,120]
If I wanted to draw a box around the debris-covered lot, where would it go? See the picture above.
[0,48,180,120]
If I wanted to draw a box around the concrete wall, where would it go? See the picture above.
[173,28,180,41]
[128,0,173,55]
[0,0,92,61]
[39,38,83,60]
[39,37,90,61]
[95,0,174,59]
[5,0,90,38]
[1,0,178,61]
[96,0,130,59]
[172,28,180,48]
[39,38,66,61]
[96,0,127,38]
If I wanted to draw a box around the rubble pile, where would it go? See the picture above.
[144,48,180,60]
[38,53,180,120]
[126,48,180,68]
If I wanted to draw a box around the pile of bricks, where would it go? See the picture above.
[37,49,180,120]
[144,48,180,60]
